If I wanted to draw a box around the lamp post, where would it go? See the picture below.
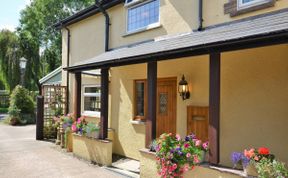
[19,57,27,86]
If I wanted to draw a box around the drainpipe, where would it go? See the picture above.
[198,0,203,31]
[95,0,110,52]
[64,27,71,114]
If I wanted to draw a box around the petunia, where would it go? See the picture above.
[195,140,202,147]
[184,143,190,148]
[186,153,191,158]
[175,134,181,141]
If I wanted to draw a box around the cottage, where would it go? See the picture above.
[55,0,288,177]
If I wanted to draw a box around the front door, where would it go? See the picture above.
[156,78,177,137]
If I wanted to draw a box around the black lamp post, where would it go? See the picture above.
[178,75,190,100]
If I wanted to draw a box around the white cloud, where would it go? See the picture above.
[0,24,16,32]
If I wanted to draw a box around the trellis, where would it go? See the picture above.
[42,85,67,139]
[0,90,9,108]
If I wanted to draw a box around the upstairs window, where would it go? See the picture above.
[238,0,270,10]
[126,0,160,33]
[83,86,101,117]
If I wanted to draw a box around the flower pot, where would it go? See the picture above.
[244,164,258,177]
[199,151,208,163]
[66,131,73,152]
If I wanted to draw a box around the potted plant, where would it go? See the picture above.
[231,147,288,177]
[156,133,209,178]
[85,122,100,139]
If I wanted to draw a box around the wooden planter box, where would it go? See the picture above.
[72,134,112,166]
[139,149,243,178]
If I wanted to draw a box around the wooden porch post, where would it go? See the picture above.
[74,72,82,119]
[100,67,109,140]
[146,61,157,148]
[209,53,221,164]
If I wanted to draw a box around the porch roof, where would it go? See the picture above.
[66,9,288,72]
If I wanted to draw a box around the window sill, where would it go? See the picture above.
[82,111,100,118]
[123,23,162,37]
[130,120,146,125]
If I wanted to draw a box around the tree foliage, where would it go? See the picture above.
[0,0,95,91]
[0,30,21,91]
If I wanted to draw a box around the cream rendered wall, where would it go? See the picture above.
[110,56,209,159]
[63,0,200,118]
[203,0,288,27]
[220,44,288,166]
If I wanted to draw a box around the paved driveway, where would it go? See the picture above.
[0,124,123,178]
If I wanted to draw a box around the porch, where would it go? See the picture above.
[64,9,288,177]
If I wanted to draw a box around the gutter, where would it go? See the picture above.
[198,0,204,31]
[64,27,71,114]
[54,0,123,29]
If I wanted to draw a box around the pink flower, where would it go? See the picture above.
[175,134,181,141]
[186,153,191,158]
[195,140,202,147]
[184,143,190,148]
[202,141,209,150]
[71,124,77,132]
[193,155,200,163]
[172,163,177,170]
[183,164,190,172]
[77,118,81,124]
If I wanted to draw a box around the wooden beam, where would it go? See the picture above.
[36,96,44,140]
[74,72,82,119]
[100,68,109,140]
[146,61,157,148]
[209,53,221,165]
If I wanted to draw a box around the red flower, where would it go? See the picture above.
[258,147,270,155]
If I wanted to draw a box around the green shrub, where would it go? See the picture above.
[0,107,8,113]
[8,105,21,125]
[8,85,35,125]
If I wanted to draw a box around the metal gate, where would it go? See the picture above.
[42,85,67,139]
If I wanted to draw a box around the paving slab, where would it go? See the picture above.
[0,124,125,178]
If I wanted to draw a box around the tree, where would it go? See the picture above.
[0,30,21,91]
[17,0,94,92]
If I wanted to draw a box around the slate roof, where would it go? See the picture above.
[67,9,288,72]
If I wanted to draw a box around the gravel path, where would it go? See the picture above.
[0,124,124,178]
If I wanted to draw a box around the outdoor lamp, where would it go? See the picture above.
[19,57,27,70]
[178,75,190,100]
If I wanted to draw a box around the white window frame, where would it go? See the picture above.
[237,0,270,10]
[125,0,160,34]
[82,85,101,118]
[125,0,144,7]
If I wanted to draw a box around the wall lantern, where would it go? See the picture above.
[178,75,190,100]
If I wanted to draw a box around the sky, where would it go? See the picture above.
[0,0,31,31]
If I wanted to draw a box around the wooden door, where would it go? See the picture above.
[187,106,209,142]
[156,78,177,137]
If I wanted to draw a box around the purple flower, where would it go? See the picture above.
[170,149,175,153]
[185,136,190,141]
[176,147,182,151]
[231,152,249,168]
[231,152,242,166]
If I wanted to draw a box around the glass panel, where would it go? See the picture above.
[135,82,145,116]
[84,87,100,93]
[159,93,168,115]
[84,96,101,112]
[127,0,160,32]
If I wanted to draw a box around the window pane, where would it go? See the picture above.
[127,0,160,32]
[85,87,100,93]
[135,82,145,116]
[84,96,101,112]
[242,0,255,3]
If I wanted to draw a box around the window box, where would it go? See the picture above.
[72,134,112,166]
